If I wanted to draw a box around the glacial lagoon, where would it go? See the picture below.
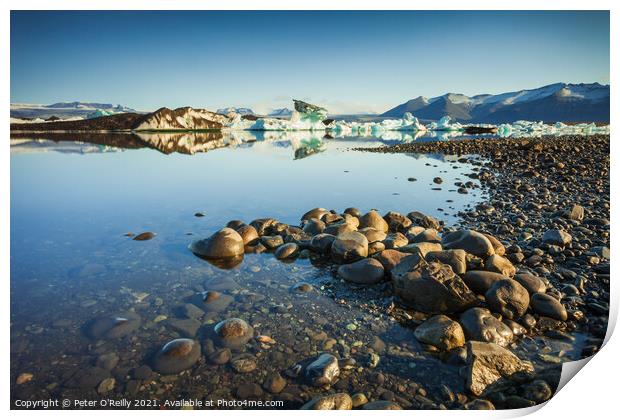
[10,132,584,407]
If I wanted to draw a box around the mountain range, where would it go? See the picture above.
[11,102,136,119]
[381,82,610,123]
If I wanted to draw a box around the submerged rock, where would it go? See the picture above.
[213,318,254,349]
[189,228,244,259]
[195,291,233,312]
[465,341,533,396]
[84,313,141,339]
[304,353,340,387]
[152,338,201,374]
[337,258,385,285]
[132,232,156,241]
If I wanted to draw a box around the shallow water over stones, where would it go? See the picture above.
[10,134,599,409]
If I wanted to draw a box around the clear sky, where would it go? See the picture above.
[10,10,610,114]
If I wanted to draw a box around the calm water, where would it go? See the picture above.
[10,132,568,407]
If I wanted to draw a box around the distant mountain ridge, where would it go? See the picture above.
[216,107,255,115]
[382,82,610,123]
[11,101,136,119]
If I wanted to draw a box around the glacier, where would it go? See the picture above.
[218,100,610,139]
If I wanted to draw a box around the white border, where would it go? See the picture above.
[2,1,616,419]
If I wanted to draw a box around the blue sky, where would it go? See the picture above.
[11,10,610,114]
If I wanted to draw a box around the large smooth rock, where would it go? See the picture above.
[393,262,477,314]
[337,258,385,285]
[358,227,387,243]
[359,210,388,233]
[514,273,546,295]
[530,293,568,321]
[309,233,336,253]
[304,353,340,387]
[442,230,495,258]
[426,249,467,274]
[301,393,352,410]
[260,235,284,249]
[213,318,254,349]
[376,249,409,272]
[362,401,402,410]
[460,308,514,347]
[250,218,277,236]
[331,232,369,263]
[189,228,244,259]
[303,218,326,235]
[401,241,442,257]
[275,243,299,260]
[324,221,357,236]
[542,229,572,247]
[236,224,259,245]
[462,271,508,294]
[383,232,408,249]
[152,338,201,374]
[302,208,330,221]
[484,255,516,277]
[407,211,441,230]
[466,341,533,396]
[390,252,426,283]
[483,234,506,256]
[383,211,412,232]
[414,315,465,351]
[485,279,530,319]
[409,228,441,244]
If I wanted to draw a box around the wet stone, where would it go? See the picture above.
[331,232,369,263]
[514,273,547,295]
[84,313,141,340]
[275,242,299,260]
[442,230,494,258]
[337,258,385,285]
[460,308,514,347]
[530,293,568,321]
[462,271,508,294]
[413,315,465,351]
[189,227,245,259]
[485,279,530,320]
[230,354,258,373]
[152,338,201,375]
[301,393,352,410]
[304,353,340,387]
[132,232,156,241]
[213,318,254,349]
[263,372,287,394]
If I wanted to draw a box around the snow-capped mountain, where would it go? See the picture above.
[10,102,136,119]
[382,83,610,123]
[268,108,293,117]
[216,107,255,115]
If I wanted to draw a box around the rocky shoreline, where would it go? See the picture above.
[181,134,608,409]
[11,134,609,410]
